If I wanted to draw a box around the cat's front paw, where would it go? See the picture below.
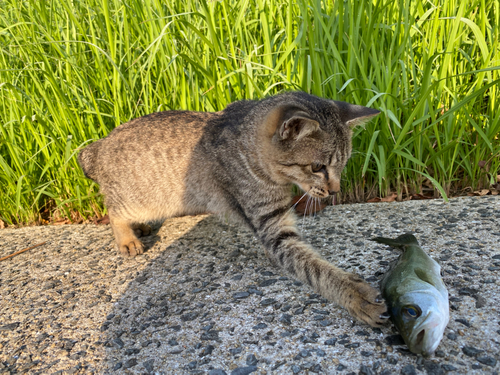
[117,239,144,257]
[343,273,389,327]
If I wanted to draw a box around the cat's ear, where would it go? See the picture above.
[278,111,319,141]
[263,106,319,141]
[333,101,380,128]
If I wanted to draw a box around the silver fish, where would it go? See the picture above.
[372,234,449,356]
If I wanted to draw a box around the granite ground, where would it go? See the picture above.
[1,196,499,374]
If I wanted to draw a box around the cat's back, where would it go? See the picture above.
[106,110,216,141]
[78,110,219,183]
[86,109,219,150]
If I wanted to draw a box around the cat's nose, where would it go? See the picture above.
[328,178,340,194]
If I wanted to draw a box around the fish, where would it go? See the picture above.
[371,233,449,356]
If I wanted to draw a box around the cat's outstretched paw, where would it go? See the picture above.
[343,274,389,327]
[118,239,144,257]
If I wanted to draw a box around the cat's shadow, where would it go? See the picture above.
[100,214,294,372]
[139,221,164,252]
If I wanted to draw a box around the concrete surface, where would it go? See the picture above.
[0,196,499,374]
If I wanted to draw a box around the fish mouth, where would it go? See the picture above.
[416,329,426,346]
[408,311,447,356]
[413,328,437,357]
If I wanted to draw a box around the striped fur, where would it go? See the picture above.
[78,92,387,326]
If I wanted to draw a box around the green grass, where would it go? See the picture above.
[0,0,499,225]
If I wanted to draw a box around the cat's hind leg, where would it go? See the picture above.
[109,214,145,257]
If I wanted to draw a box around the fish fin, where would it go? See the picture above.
[414,268,437,287]
[371,233,419,249]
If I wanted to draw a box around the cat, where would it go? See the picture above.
[78,91,388,326]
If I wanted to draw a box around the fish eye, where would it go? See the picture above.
[311,163,324,173]
[402,305,421,319]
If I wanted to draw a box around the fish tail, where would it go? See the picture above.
[371,233,419,248]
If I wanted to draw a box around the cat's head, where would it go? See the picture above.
[260,93,379,199]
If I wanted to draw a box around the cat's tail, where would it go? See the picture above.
[78,141,100,181]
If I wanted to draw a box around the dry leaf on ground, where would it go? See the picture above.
[367,193,398,203]
[291,196,328,216]
[380,193,398,202]
[473,189,490,196]
[411,193,434,200]
[96,214,110,225]
[53,219,72,225]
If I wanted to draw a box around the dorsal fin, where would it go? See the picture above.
[371,233,419,249]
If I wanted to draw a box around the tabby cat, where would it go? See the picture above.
[78,92,388,326]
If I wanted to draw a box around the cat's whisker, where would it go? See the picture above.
[292,190,309,209]
[301,197,308,230]
[302,195,313,232]
[302,197,308,217]
[278,189,310,227]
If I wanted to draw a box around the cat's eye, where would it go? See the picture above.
[311,163,324,173]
